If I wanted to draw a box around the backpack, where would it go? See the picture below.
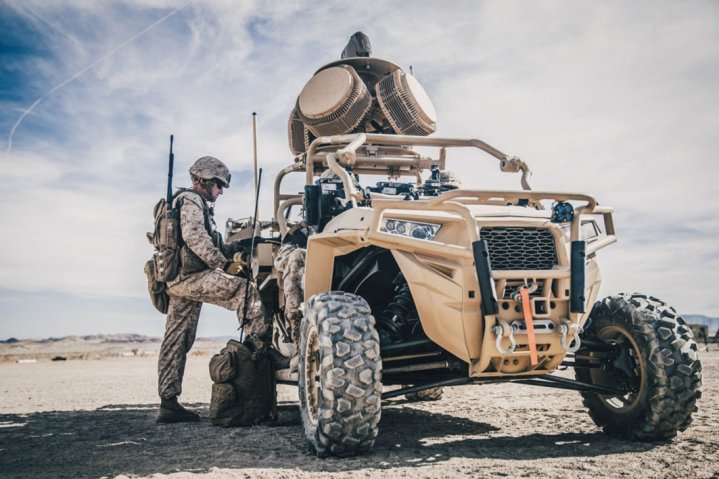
[148,195,182,281]
[144,192,184,313]
[209,340,277,427]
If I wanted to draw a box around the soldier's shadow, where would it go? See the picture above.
[0,401,659,477]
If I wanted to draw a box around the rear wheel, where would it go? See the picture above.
[298,291,382,456]
[576,293,702,441]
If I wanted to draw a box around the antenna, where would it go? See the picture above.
[252,112,259,197]
[166,134,174,206]
[239,168,263,341]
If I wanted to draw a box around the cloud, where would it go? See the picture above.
[4,3,190,156]
[0,0,718,338]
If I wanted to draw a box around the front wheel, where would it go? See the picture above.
[576,293,702,441]
[298,291,382,457]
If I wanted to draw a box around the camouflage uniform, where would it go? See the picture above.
[158,190,270,400]
[273,243,306,345]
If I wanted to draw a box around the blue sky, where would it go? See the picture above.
[1,0,718,339]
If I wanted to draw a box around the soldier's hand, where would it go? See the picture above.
[224,251,247,276]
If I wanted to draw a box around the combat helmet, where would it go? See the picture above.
[189,156,231,188]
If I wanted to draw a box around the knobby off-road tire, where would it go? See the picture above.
[405,387,444,402]
[576,293,702,441]
[298,291,382,457]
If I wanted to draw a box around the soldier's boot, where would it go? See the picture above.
[268,347,291,370]
[286,313,301,374]
[156,397,200,424]
[289,344,299,374]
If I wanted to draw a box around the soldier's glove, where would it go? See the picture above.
[223,251,248,276]
[223,236,267,275]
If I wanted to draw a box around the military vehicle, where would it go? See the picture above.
[228,33,702,457]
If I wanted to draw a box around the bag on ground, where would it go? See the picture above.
[209,340,276,427]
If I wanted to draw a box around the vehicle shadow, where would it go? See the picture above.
[0,401,660,478]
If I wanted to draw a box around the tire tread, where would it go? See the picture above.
[299,291,382,457]
[577,293,702,441]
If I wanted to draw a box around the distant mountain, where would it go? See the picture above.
[0,333,230,343]
[36,334,160,344]
[684,314,719,336]
[0,333,227,362]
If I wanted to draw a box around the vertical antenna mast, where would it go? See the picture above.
[252,112,259,196]
[166,134,174,205]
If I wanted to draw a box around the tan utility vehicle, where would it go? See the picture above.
[229,41,702,456]
[229,131,702,457]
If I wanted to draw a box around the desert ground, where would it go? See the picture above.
[0,338,716,479]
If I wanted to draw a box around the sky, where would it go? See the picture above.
[1,0,718,339]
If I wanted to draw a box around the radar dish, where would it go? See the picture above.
[297,65,372,137]
[376,69,437,136]
[287,107,306,155]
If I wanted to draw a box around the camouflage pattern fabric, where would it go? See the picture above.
[157,190,270,400]
[274,243,306,345]
[158,270,270,399]
[189,156,231,187]
[158,297,202,399]
[175,191,226,271]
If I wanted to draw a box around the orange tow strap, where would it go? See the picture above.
[519,287,539,366]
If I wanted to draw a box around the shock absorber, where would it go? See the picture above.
[377,277,415,343]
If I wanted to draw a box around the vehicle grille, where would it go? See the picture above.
[479,227,558,270]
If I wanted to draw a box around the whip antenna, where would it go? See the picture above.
[240,113,263,343]
[239,168,263,341]
[252,112,259,196]
[166,134,174,205]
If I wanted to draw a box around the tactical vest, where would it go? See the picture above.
[173,189,224,275]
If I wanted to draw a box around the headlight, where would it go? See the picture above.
[380,219,441,240]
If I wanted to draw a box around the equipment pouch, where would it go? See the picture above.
[148,198,182,283]
[144,259,169,314]
[152,199,180,249]
[209,383,243,426]
[180,246,209,275]
[209,346,236,384]
[153,248,180,283]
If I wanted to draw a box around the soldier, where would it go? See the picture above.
[157,156,272,423]
[273,223,310,371]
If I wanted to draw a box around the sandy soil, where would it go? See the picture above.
[0,348,717,479]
